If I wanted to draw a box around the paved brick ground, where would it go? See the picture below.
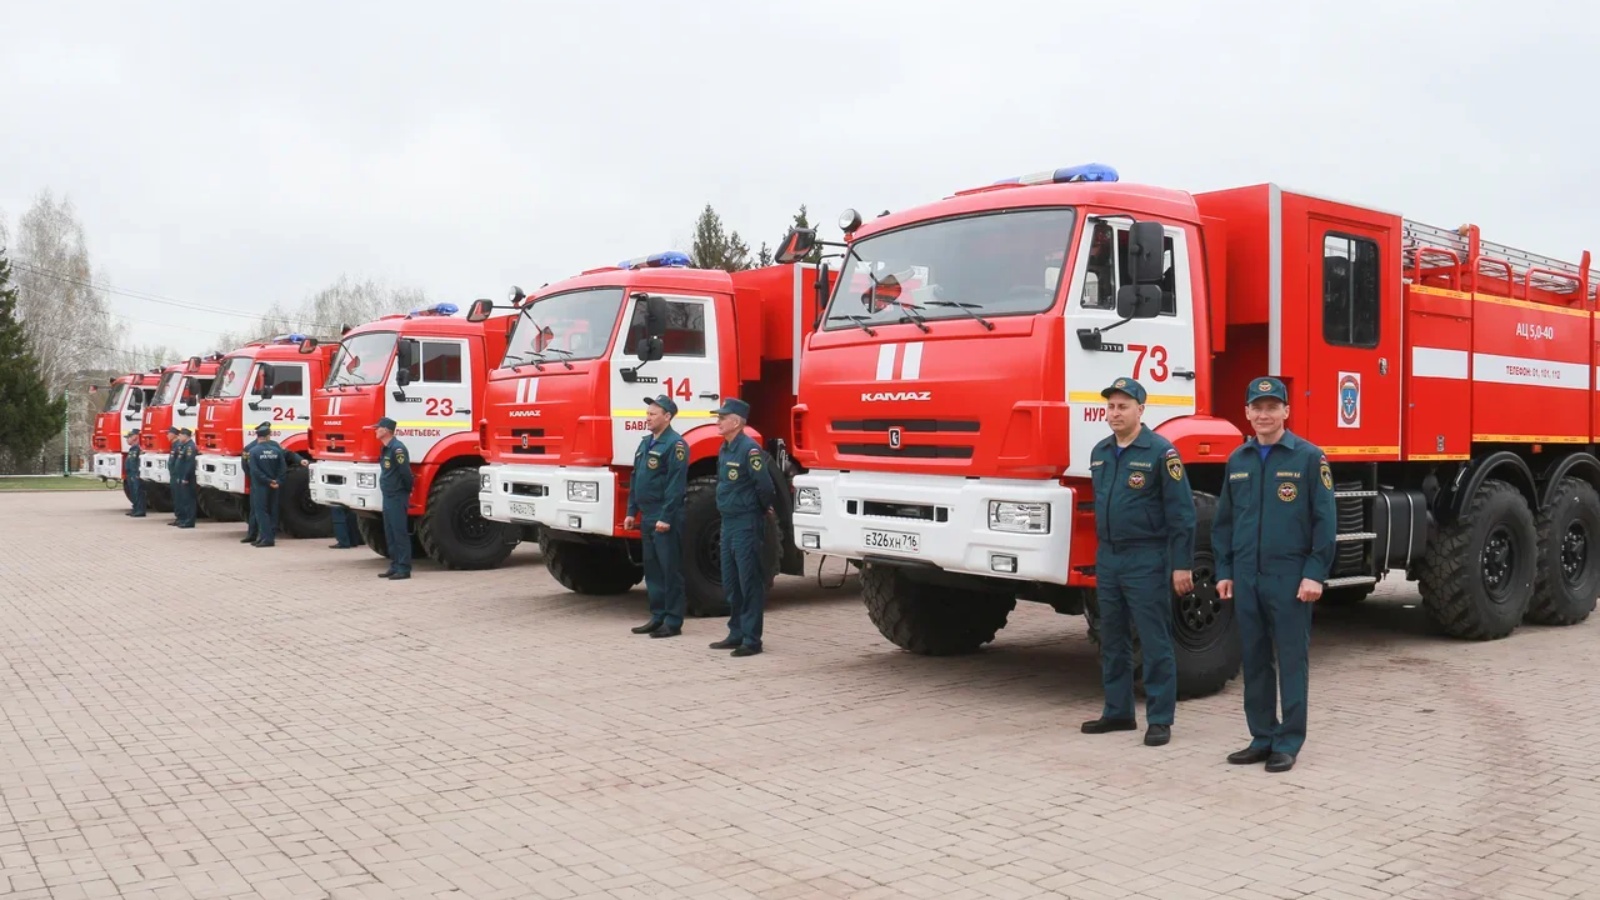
[2,491,1598,900]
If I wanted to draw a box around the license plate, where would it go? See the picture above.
[863,529,920,554]
[509,501,537,519]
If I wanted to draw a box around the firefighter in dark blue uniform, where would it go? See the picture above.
[1214,377,1337,773]
[625,395,689,637]
[245,423,306,547]
[170,428,198,528]
[123,430,146,517]
[328,505,358,549]
[1080,377,1195,747]
[374,417,414,579]
[707,398,776,656]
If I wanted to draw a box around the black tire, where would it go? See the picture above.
[417,468,517,570]
[1528,475,1600,626]
[1418,478,1536,639]
[144,481,174,513]
[356,513,388,557]
[201,488,243,522]
[541,533,641,595]
[277,465,333,539]
[356,510,426,560]
[680,475,781,618]
[861,563,1016,655]
[1319,584,1375,606]
[1083,492,1240,699]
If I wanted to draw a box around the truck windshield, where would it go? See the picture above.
[327,331,399,387]
[823,208,1077,329]
[101,384,127,412]
[153,372,183,407]
[212,356,254,399]
[501,287,626,367]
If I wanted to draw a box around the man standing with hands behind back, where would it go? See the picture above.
[624,395,688,638]
[1214,377,1336,773]
[1079,377,1195,748]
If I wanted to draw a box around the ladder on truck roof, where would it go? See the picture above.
[1402,219,1598,304]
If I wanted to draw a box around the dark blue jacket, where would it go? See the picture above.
[1089,424,1196,567]
[716,432,775,517]
[1214,430,1338,582]
[628,427,687,523]
[379,439,414,497]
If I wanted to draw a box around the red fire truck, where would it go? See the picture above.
[306,302,524,568]
[137,355,224,516]
[196,334,337,536]
[92,370,161,497]
[474,252,830,615]
[782,164,1598,698]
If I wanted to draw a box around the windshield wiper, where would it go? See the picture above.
[832,314,877,336]
[925,299,995,331]
[874,285,930,333]
[539,346,576,370]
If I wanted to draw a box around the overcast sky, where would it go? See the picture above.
[4,0,1598,357]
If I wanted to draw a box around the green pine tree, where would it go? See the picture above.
[689,204,754,272]
[0,246,68,469]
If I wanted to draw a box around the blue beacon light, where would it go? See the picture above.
[618,250,692,270]
[994,163,1119,186]
[409,302,461,317]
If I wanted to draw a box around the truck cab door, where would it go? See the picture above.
[255,363,309,438]
[608,293,720,466]
[1304,222,1401,456]
[1062,219,1200,476]
[393,337,474,458]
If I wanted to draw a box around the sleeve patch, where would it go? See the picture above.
[1320,459,1333,490]
[1166,455,1185,482]
[675,443,686,462]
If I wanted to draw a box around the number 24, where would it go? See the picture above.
[1128,344,1168,382]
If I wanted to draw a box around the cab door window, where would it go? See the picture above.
[622,299,708,357]
[1079,220,1178,315]
[1322,233,1380,348]
[401,340,465,383]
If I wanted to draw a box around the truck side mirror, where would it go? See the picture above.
[1126,220,1167,285]
[644,294,669,340]
[812,262,831,330]
[395,341,415,387]
[467,298,493,322]
[775,227,818,264]
[1115,285,1163,319]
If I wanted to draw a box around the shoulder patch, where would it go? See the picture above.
[748,448,763,471]
[394,451,407,465]
[674,443,686,462]
[1320,458,1333,490]
[1166,454,1185,482]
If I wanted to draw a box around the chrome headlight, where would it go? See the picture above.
[988,501,1049,534]
[357,473,377,489]
[480,472,490,491]
[795,486,821,514]
[568,481,598,503]
[222,463,238,476]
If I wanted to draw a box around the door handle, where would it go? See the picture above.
[1171,368,1197,381]
[698,392,719,400]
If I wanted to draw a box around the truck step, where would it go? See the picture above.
[1336,532,1378,542]
[1325,575,1378,588]
[1335,489,1378,499]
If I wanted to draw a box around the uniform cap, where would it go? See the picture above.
[179,427,192,436]
[166,425,180,435]
[125,428,140,437]
[373,416,397,431]
[1100,377,1147,404]
[255,422,272,436]
[1246,376,1289,404]
[713,398,751,419]
[644,394,678,416]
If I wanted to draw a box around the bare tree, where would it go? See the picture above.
[10,191,119,392]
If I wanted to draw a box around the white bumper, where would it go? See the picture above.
[141,453,171,484]
[309,461,383,511]
[790,470,1074,583]
[480,463,615,535]
[93,453,122,479]
[197,454,246,494]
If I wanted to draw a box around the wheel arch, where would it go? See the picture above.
[1445,451,1537,523]
[1540,451,1600,508]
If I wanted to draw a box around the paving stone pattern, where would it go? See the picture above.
[2,492,1598,899]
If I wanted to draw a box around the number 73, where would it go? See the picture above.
[1127,344,1168,382]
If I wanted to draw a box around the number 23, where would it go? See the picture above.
[425,398,455,416]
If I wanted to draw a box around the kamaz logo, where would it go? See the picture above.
[860,391,931,402]
[509,410,542,417]
[1516,322,1555,341]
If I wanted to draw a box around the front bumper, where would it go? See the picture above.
[479,463,615,535]
[93,453,122,479]
[309,461,383,511]
[790,470,1074,583]
[197,454,246,494]
[141,453,171,484]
